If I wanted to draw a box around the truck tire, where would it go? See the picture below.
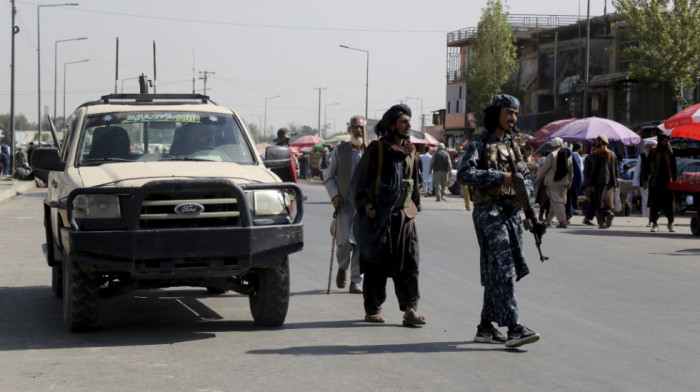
[52,265,63,298]
[248,257,290,327]
[691,214,700,236]
[63,251,99,332]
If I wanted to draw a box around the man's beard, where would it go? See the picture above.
[394,131,410,140]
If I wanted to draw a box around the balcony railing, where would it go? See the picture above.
[447,14,587,44]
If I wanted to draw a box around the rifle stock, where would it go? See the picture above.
[508,157,549,262]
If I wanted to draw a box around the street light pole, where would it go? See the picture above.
[582,0,591,118]
[406,96,424,131]
[54,37,87,124]
[10,0,19,175]
[339,45,369,122]
[263,95,281,139]
[63,59,89,130]
[324,102,339,138]
[38,3,79,145]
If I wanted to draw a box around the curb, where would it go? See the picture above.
[0,180,38,204]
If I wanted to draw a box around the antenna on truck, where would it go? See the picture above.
[114,37,119,94]
[153,40,157,93]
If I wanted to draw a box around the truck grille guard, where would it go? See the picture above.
[63,179,303,231]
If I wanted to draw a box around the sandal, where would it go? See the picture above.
[364,314,385,323]
[402,310,426,327]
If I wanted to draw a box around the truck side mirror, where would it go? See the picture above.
[31,147,65,172]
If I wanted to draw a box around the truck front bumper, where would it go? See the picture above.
[55,179,304,276]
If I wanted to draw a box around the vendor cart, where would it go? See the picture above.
[667,182,700,236]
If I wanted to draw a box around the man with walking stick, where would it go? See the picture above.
[323,115,367,294]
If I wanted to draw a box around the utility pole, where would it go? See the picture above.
[582,0,591,118]
[198,70,214,95]
[314,87,326,137]
[10,0,19,174]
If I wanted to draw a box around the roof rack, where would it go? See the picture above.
[99,93,211,104]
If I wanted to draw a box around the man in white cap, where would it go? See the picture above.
[323,115,367,293]
[535,137,573,227]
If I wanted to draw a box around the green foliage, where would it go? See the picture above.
[464,0,519,126]
[612,0,700,107]
[0,113,35,133]
[246,122,261,141]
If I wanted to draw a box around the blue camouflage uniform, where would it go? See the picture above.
[458,130,532,327]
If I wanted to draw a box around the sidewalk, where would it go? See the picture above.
[0,178,38,204]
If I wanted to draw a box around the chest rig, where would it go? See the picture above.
[470,135,523,205]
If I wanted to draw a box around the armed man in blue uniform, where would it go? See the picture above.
[457,94,540,348]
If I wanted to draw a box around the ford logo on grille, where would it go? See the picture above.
[174,203,205,215]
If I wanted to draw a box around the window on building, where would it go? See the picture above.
[447,101,451,114]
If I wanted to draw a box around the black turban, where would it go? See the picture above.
[375,104,412,137]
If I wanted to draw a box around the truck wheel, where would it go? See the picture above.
[248,257,290,326]
[63,251,99,332]
[44,208,56,265]
[691,214,700,236]
[52,265,63,298]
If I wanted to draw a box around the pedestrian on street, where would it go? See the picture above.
[298,153,310,180]
[581,151,597,226]
[352,104,425,327]
[458,94,540,348]
[430,143,452,201]
[584,135,619,229]
[420,149,434,197]
[456,154,472,211]
[323,115,367,294]
[641,133,677,232]
[565,143,584,221]
[633,139,657,224]
[1,139,11,177]
[535,137,573,228]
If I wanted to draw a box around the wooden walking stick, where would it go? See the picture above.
[327,209,339,294]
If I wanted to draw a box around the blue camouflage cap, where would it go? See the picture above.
[489,94,520,111]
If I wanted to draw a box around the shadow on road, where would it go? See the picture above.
[0,286,262,351]
[559,227,694,239]
[246,341,528,355]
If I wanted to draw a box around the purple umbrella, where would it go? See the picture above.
[548,117,641,145]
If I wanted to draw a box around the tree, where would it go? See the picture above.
[0,113,34,133]
[612,0,700,107]
[464,0,519,125]
[246,122,261,141]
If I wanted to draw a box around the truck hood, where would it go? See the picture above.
[77,161,279,188]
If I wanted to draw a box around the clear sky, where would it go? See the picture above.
[1,0,610,137]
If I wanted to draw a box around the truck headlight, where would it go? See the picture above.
[252,190,290,216]
[73,194,121,219]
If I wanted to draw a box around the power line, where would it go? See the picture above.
[62,7,447,34]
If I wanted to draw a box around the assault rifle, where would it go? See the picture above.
[505,149,549,262]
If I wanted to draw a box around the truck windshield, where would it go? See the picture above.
[77,111,256,165]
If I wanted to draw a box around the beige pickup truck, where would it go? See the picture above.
[32,94,303,331]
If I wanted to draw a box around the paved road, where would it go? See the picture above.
[1,182,699,391]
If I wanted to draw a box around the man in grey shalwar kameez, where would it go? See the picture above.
[323,115,366,293]
[458,94,540,348]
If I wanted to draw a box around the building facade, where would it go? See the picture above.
[446,13,684,140]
